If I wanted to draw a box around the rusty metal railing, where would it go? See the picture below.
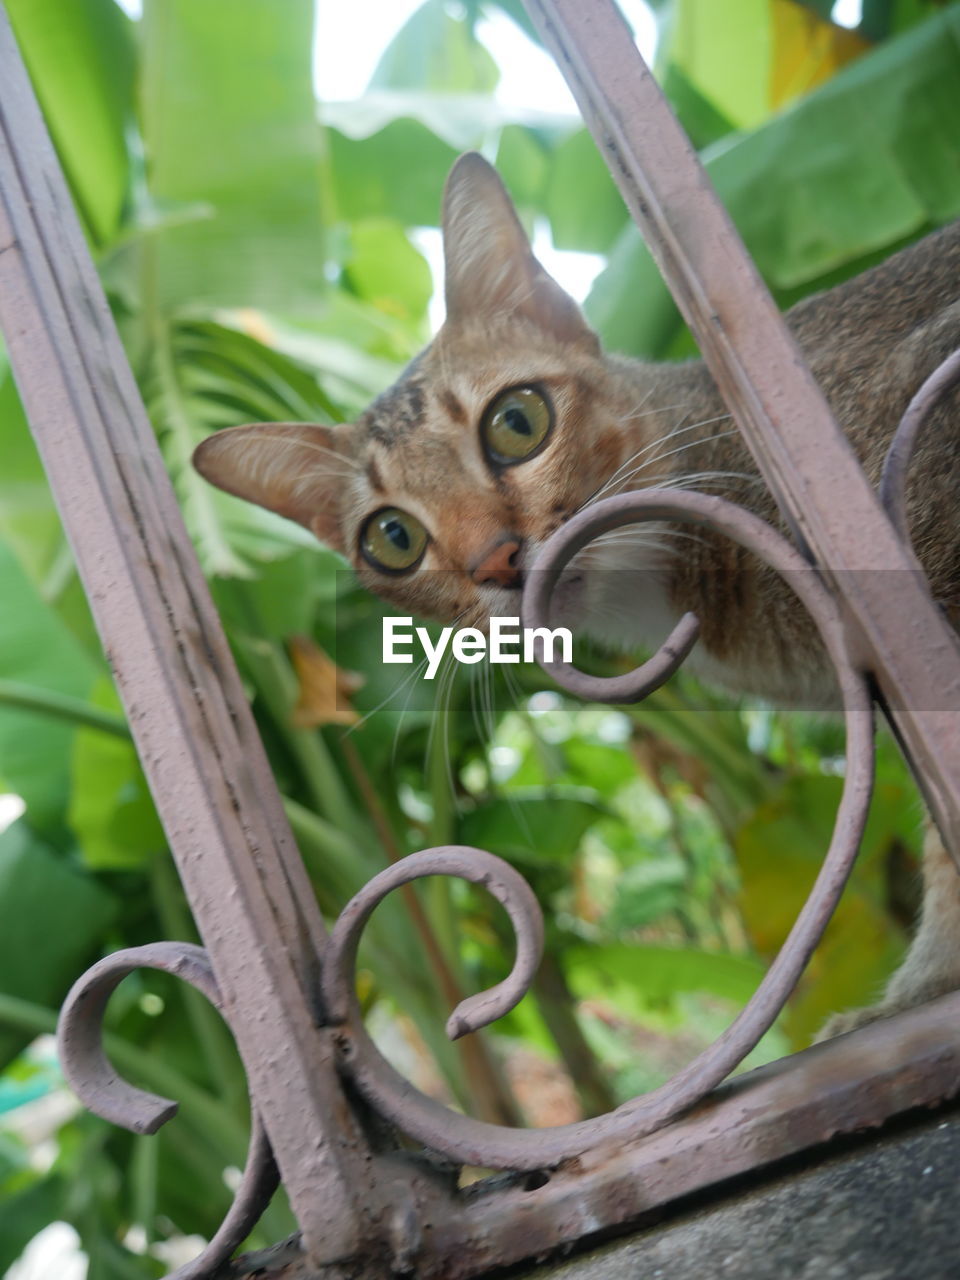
[3,0,960,1277]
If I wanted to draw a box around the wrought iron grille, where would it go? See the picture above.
[1,1,959,1277]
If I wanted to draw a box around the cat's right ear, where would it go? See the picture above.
[192,422,349,551]
[442,152,599,351]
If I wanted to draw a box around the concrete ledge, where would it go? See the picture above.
[513,1103,960,1280]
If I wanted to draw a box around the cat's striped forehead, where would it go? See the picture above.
[362,369,429,446]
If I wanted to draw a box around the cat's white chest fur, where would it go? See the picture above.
[529,530,681,656]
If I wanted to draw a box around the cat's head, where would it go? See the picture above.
[193,153,650,630]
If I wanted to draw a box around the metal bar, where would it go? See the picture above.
[421,991,960,1278]
[0,7,371,1263]
[232,990,960,1279]
[523,0,960,860]
[881,347,960,542]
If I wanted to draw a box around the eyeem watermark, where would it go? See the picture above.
[383,616,573,680]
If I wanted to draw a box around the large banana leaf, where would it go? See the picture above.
[587,3,960,356]
[139,0,325,311]
[6,0,134,246]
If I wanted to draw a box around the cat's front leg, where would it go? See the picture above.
[817,823,960,1040]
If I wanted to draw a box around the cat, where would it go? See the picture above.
[194,152,960,1039]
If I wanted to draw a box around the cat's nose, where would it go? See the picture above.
[471,536,524,588]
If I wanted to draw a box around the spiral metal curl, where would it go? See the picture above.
[56,942,279,1280]
[880,346,960,544]
[323,489,874,1172]
[323,848,544,1041]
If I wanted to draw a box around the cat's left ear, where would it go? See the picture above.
[192,422,351,551]
[442,152,600,352]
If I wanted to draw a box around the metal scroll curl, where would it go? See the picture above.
[56,941,279,1280]
[321,488,875,1173]
[880,346,960,544]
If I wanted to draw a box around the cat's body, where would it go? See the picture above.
[195,153,960,1035]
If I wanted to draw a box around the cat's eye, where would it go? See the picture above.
[481,386,553,465]
[360,507,428,574]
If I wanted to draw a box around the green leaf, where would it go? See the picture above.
[175,322,340,424]
[457,789,605,866]
[0,361,63,585]
[566,941,765,1008]
[370,0,499,94]
[261,299,411,409]
[0,539,100,825]
[69,680,165,870]
[604,856,689,933]
[6,0,134,245]
[657,0,773,130]
[494,124,552,211]
[140,0,324,310]
[212,548,340,640]
[795,0,837,17]
[0,822,116,1067]
[544,130,629,254]
[735,774,912,1044]
[0,1176,66,1275]
[860,0,947,40]
[344,219,433,323]
[659,62,738,149]
[329,119,460,226]
[150,322,324,579]
[561,738,639,797]
[657,0,870,131]
[585,223,686,359]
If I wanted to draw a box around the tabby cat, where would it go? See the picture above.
[194,152,960,1037]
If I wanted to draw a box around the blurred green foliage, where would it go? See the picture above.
[0,0,956,1273]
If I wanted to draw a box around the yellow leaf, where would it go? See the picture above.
[232,306,277,347]
[288,634,364,728]
[770,0,871,112]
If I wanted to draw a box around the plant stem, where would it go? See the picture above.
[0,679,130,738]
[131,1133,159,1247]
[533,951,616,1118]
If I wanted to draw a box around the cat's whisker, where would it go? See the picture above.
[486,661,499,742]
[592,426,740,501]
[480,660,496,747]
[468,660,488,751]
[347,649,430,737]
[502,662,525,717]
[622,398,689,423]
[390,652,433,770]
[427,645,461,805]
[623,417,736,476]
[611,410,722,467]
[584,415,697,504]
[584,526,714,560]
[587,530,674,549]
[654,469,763,491]
[352,607,470,763]
[579,416,736,512]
